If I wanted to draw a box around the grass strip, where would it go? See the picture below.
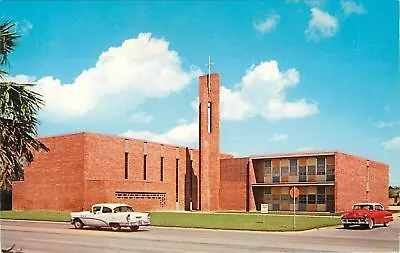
[1,211,340,231]
[0,211,70,222]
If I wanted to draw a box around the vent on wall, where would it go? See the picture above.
[115,191,166,208]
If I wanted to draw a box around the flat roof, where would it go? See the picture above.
[250,151,338,159]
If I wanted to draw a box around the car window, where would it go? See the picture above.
[354,204,373,210]
[102,207,112,213]
[114,206,134,213]
[375,205,383,211]
[92,206,101,213]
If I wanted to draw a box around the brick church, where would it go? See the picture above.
[12,72,389,212]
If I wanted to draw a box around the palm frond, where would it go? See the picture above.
[0,21,21,66]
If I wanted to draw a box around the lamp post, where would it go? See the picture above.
[366,160,370,202]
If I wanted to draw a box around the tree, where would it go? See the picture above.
[0,20,49,191]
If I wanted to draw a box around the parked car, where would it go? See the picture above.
[70,203,150,231]
[341,202,393,229]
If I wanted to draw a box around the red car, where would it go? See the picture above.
[341,202,393,229]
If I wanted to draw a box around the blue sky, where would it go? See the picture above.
[2,0,399,185]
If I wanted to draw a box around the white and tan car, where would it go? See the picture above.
[70,203,150,231]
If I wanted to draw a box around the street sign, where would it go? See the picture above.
[290,187,300,198]
[290,186,299,229]
[261,204,269,214]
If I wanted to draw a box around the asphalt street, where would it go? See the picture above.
[1,217,399,253]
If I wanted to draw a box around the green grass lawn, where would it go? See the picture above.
[0,211,340,231]
[151,212,340,231]
[0,211,70,222]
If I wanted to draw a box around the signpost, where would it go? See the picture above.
[289,186,300,229]
[260,203,269,224]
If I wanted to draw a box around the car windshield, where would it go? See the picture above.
[353,204,372,210]
[114,206,134,213]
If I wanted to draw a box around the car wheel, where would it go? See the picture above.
[130,226,139,232]
[383,222,389,227]
[110,223,121,232]
[73,219,84,229]
[343,224,350,229]
[367,219,374,229]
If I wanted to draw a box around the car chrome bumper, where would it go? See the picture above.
[126,220,150,226]
[341,218,368,225]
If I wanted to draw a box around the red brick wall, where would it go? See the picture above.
[335,152,389,212]
[220,158,249,211]
[83,133,200,212]
[199,73,220,211]
[248,159,258,211]
[367,160,389,208]
[13,131,203,212]
[12,133,85,211]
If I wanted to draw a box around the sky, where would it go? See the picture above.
[2,0,399,185]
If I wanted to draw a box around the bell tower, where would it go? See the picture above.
[199,56,220,211]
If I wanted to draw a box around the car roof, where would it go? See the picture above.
[92,203,132,209]
[353,202,382,206]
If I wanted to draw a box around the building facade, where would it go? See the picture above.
[220,152,389,212]
[12,73,389,212]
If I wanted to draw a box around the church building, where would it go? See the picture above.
[12,72,389,212]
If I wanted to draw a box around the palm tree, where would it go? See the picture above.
[0,20,48,191]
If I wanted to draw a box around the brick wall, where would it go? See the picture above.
[335,152,389,212]
[220,158,249,211]
[199,73,220,211]
[12,133,85,211]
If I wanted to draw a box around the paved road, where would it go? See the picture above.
[1,218,399,253]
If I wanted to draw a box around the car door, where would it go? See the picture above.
[374,204,384,224]
[96,206,114,226]
[81,205,106,227]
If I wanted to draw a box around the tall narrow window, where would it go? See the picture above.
[189,160,193,201]
[317,157,326,175]
[175,158,179,202]
[207,102,212,133]
[124,152,129,179]
[143,155,147,180]
[160,157,164,181]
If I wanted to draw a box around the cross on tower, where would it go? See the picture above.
[206,56,214,94]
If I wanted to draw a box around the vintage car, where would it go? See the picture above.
[70,203,150,231]
[341,202,393,229]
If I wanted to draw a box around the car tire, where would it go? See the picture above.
[73,219,84,229]
[367,219,374,229]
[130,226,139,232]
[343,224,350,229]
[110,223,121,231]
[383,222,389,227]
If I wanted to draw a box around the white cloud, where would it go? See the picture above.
[223,61,318,121]
[129,112,154,124]
[16,20,33,34]
[270,132,289,141]
[297,146,313,152]
[220,87,253,120]
[12,33,198,121]
[121,121,198,146]
[382,137,400,150]
[341,0,366,16]
[190,61,318,121]
[254,13,280,33]
[375,120,400,128]
[305,8,338,41]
